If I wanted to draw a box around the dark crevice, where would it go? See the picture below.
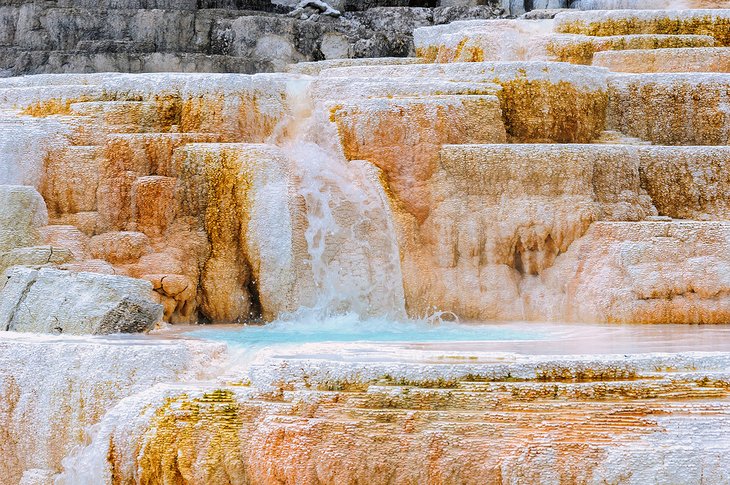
[513,243,524,276]
[245,275,264,324]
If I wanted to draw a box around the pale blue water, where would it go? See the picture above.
[190,313,543,347]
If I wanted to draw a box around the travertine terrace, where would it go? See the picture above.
[0,3,729,484]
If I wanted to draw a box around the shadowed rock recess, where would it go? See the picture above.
[0,1,729,484]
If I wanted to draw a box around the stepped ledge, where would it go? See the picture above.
[0,4,729,485]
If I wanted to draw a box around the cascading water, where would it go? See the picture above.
[54,71,540,482]
[0,0,728,480]
[55,78,415,484]
[269,78,407,321]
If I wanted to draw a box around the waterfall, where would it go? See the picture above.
[54,80,409,482]
[270,78,407,320]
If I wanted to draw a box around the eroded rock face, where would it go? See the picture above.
[594,46,730,73]
[173,143,303,322]
[0,246,74,277]
[554,9,730,46]
[322,61,610,142]
[637,146,730,220]
[557,221,730,324]
[0,7,729,326]
[333,94,507,221]
[0,185,47,253]
[54,343,730,484]
[0,334,225,484]
[0,4,729,484]
[572,0,723,8]
[0,185,163,335]
[608,73,730,145]
[392,144,656,320]
[414,18,715,65]
[0,2,506,77]
[0,267,163,335]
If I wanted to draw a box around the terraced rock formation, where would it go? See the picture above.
[1,7,729,326]
[414,9,730,63]
[0,5,728,484]
[3,0,723,77]
[33,331,730,483]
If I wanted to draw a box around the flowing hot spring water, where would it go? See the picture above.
[188,79,542,346]
[1,4,730,482]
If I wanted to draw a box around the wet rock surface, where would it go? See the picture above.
[0,3,728,484]
[0,334,226,484]
[51,338,730,484]
[0,32,727,325]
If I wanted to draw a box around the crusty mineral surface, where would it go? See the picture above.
[51,335,730,484]
[0,30,727,325]
[0,4,729,484]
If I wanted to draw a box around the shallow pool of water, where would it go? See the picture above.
[184,318,730,356]
[188,314,544,347]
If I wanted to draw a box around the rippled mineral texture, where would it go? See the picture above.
[0,44,728,325]
[0,3,728,483]
[51,343,730,485]
[607,73,730,145]
[0,335,226,484]
[594,46,730,72]
[413,19,716,64]
[554,9,730,46]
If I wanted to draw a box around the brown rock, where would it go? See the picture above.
[89,231,151,264]
[131,176,178,237]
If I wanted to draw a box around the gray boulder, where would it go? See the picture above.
[0,267,163,335]
[94,297,165,334]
